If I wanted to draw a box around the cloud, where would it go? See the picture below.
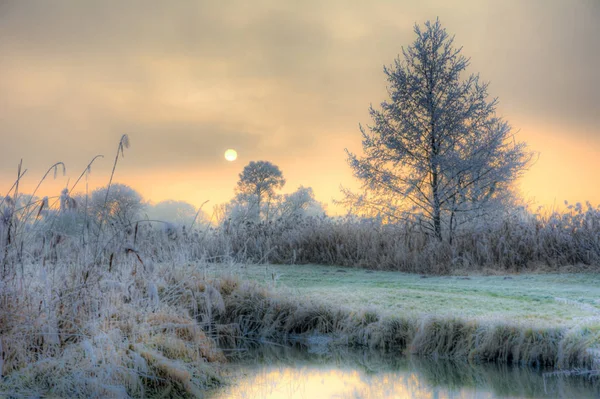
[0,0,598,206]
[122,121,264,169]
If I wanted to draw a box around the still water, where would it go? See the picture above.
[207,343,599,399]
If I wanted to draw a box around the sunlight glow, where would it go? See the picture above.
[224,149,238,162]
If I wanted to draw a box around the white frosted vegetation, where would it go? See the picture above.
[204,205,600,272]
[0,261,226,398]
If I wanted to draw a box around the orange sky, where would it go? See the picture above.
[0,0,598,214]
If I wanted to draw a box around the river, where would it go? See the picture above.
[206,343,599,399]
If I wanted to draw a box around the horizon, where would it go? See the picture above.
[1,0,599,213]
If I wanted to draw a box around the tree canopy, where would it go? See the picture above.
[345,19,532,241]
[235,161,285,222]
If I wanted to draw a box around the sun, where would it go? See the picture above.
[224,149,237,161]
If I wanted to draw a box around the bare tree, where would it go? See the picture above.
[345,19,533,241]
[235,161,285,222]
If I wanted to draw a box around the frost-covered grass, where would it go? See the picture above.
[202,263,600,328]
[0,261,226,398]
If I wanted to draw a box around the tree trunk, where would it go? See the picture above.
[430,113,442,241]
[428,63,442,242]
[256,188,262,222]
[449,209,455,245]
[432,169,443,241]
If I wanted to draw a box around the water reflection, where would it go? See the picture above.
[207,344,599,399]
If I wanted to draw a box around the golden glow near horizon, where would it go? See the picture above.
[224,149,238,162]
[0,1,598,212]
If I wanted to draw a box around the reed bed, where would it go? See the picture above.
[202,204,600,274]
[5,178,597,277]
[0,260,226,398]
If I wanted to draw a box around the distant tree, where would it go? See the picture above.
[89,183,145,230]
[235,161,285,222]
[278,186,326,220]
[344,19,532,241]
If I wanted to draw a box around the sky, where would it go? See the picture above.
[0,0,599,214]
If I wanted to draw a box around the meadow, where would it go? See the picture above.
[203,262,600,327]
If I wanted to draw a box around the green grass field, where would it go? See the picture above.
[201,263,600,329]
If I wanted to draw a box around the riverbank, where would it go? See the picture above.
[206,268,599,369]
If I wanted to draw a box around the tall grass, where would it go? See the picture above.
[0,260,226,397]
[6,171,597,275]
[0,139,226,397]
[199,205,600,274]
